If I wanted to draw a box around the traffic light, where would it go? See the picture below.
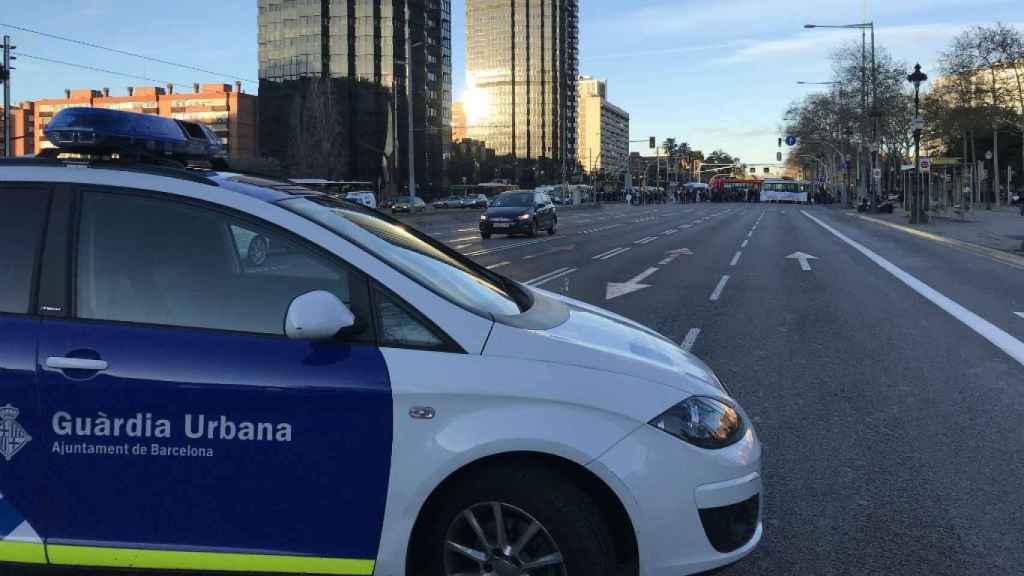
[649,137,656,149]
[778,137,782,148]
[776,151,782,162]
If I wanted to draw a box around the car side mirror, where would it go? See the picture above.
[285,290,355,340]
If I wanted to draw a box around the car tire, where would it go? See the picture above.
[481,233,491,239]
[527,221,537,237]
[410,460,617,576]
[547,218,557,235]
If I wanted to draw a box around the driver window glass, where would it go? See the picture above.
[77,190,362,336]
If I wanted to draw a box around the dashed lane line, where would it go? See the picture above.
[730,251,742,267]
[486,261,511,270]
[709,275,730,301]
[680,328,701,352]
[525,267,578,287]
[741,239,749,248]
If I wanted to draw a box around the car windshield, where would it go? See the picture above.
[393,196,411,203]
[491,192,533,207]
[280,196,528,317]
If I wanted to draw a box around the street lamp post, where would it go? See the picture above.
[805,22,876,211]
[985,149,993,210]
[907,63,928,224]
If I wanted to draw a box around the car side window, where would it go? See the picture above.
[0,186,51,315]
[374,288,445,349]
[76,190,368,337]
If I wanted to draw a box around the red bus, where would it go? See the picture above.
[710,179,762,202]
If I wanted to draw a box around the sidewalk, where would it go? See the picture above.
[853,205,1024,254]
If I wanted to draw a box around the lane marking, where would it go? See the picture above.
[595,247,632,261]
[486,261,510,270]
[730,251,742,267]
[593,247,624,260]
[465,238,550,256]
[747,231,753,238]
[525,267,577,287]
[802,210,1024,369]
[709,275,730,301]
[680,328,701,352]
[453,244,473,250]
[663,229,678,235]
[741,239,749,248]
[658,258,673,265]
[634,236,658,245]
[1015,312,1024,320]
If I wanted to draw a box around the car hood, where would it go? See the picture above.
[485,287,727,398]
[486,207,531,218]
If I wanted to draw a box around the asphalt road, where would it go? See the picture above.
[414,202,1024,576]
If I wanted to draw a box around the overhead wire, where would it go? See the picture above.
[14,52,184,85]
[0,22,256,84]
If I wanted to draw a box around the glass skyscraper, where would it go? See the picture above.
[258,0,451,194]
[465,0,578,168]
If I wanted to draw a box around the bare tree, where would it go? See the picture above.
[292,77,347,179]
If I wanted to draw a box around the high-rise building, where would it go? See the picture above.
[451,100,467,142]
[258,0,452,195]
[576,75,628,177]
[465,0,578,170]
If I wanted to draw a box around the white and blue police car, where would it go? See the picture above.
[0,108,762,576]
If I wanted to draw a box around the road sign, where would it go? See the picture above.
[919,157,931,173]
[785,135,797,146]
[911,115,925,131]
[872,167,882,180]
[818,176,826,183]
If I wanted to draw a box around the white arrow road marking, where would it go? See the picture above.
[803,210,1024,369]
[526,267,577,287]
[786,251,818,271]
[709,275,730,301]
[680,328,701,352]
[606,267,659,300]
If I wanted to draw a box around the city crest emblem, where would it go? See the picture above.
[0,404,31,462]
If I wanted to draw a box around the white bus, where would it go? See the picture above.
[760,179,814,203]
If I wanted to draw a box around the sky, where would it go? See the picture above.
[5,0,1023,165]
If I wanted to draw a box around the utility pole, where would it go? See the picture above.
[2,35,13,158]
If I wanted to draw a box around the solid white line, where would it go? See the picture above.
[741,239,749,248]
[730,251,742,267]
[658,258,673,265]
[596,247,632,260]
[1016,312,1024,320]
[802,210,1024,368]
[525,267,568,285]
[465,238,548,256]
[680,328,701,352]
[709,275,730,301]
[486,261,511,270]
[593,247,622,260]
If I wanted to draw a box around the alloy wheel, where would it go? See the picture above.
[443,502,567,576]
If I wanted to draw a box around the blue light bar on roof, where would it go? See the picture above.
[43,107,223,160]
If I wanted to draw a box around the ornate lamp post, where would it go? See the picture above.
[907,63,928,223]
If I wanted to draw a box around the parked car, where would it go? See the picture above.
[344,191,378,209]
[480,190,557,238]
[463,194,489,209]
[433,196,464,209]
[391,195,426,213]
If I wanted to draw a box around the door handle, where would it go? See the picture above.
[46,357,109,371]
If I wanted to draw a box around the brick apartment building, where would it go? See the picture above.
[1,102,36,157]
[23,82,258,159]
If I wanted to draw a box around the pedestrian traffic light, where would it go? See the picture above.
[778,137,782,147]
[649,137,656,149]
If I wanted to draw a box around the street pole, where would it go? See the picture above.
[869,23,879,214]
[405,0,417,201]
[2,35,11,158]
[908,64,928,223]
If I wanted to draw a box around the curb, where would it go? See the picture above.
[849,212,1024,271]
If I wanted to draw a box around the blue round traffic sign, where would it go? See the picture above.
[785,135,797,146]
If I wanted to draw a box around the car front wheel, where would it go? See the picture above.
[411,461,617,576]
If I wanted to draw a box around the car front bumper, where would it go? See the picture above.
[480,219,532,234]
[589,422,763,576]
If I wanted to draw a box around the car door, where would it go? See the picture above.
[0,183,53,566]
[37,186,391,574]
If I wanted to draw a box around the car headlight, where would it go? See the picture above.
[480,214,488,221]
[649,396,746,449]
[517,213,532,221]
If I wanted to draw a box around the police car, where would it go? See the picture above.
[0,108,762,576]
